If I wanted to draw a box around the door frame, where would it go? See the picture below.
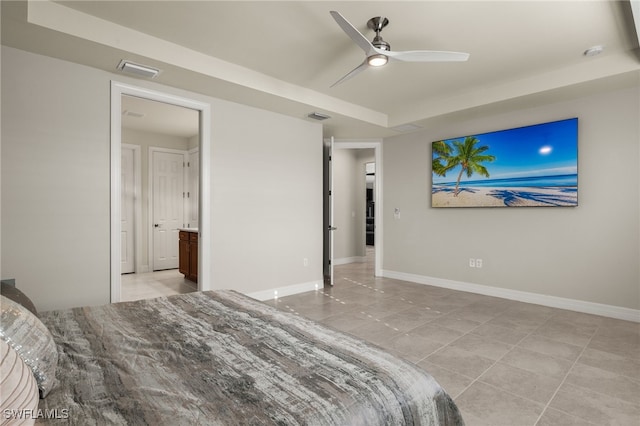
[148,147,188,272]
[187,147,200,228]
[121,143,142,274]
[110,81,212,302]
[326,139,383,279]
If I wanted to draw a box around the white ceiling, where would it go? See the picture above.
[2,1,639,138]
[122,95,199,138]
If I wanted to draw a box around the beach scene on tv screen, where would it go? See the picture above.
[432,118,578,208]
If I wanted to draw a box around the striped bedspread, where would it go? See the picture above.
[38,290,464,425]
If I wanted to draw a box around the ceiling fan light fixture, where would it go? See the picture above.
[368,54,388,67]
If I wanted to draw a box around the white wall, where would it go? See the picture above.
[0,22,3,283]
[210,98,323,295]
[332,149,360,262]
[332,148,375,263]
[383,86,640,312]
[1,46,323,311]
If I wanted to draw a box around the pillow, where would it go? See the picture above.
[0,282,38,316]
[0,295,57,398]
[0,340,39,425]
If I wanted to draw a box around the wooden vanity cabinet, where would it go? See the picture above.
[179,230,198,283]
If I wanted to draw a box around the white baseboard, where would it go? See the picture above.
[382,270,640,323]
[333,256,368,266]
[246,280,323,302]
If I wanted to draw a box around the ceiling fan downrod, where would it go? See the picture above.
[367,17,390,51]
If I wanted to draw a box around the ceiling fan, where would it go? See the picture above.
[329,11,470,87]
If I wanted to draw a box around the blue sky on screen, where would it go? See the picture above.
[433,118,578,184]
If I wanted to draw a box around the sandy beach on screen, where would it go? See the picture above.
[432,186,578,207]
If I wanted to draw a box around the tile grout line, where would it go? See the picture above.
[445,313,562,423]
[531,320,600,426]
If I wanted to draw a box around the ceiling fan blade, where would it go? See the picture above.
[384,49,470,62]
[330,60,369,88]
[330,11,376,56]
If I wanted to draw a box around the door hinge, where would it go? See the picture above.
[187,192,190,198]
[183,192,186,198]
[329,190,332,196]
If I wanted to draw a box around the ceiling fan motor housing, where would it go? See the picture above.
[372,35,390,51]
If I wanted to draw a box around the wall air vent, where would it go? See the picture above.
[307,112,331,121]
[117,60,160,79]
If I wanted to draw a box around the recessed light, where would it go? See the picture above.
[583,45,604,57]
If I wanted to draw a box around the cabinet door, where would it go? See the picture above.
[179,236,189,276]
[189,240,198,283]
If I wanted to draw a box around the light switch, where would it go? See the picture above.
[394,208,401,219]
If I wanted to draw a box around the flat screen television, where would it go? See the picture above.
[431,117,578,208]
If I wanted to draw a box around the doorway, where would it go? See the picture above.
[324,140,382,286]
[110,82,212,303]
[121,95,201,276]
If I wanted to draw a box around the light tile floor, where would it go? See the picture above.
[266,252,640,425]
[121,269,196,302]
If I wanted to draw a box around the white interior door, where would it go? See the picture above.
[152,150,184,271]
[188,149,199,228]
[121,146,135,274]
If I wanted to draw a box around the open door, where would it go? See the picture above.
[324,137,336,286]
[151,149,185,271]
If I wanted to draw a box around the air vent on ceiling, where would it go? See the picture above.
[391,123,423,133]
[122,109,145,118]
[307,112,331,121]
[117,60,160,79]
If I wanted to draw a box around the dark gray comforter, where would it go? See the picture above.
[38,290,464,425]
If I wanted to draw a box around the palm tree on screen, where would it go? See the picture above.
[432,140,452,177]
[449,137,495,196]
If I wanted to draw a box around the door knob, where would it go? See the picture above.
[154,224,160,228]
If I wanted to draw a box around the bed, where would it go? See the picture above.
[2,289,464,425]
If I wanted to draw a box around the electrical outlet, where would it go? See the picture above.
[303,258,309,267]
[469,258,476,268]
[476,258,483,268]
